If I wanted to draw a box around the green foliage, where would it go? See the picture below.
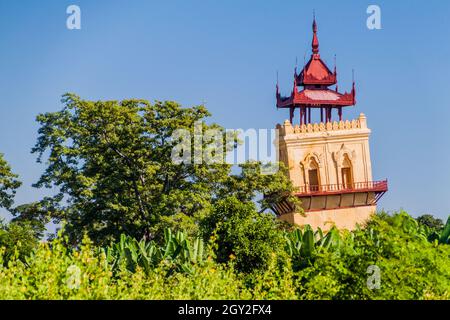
[103,229,205,274]
[295,212,450,299]
[416,214,444,231]
[202,196,285,273]
[0,153,21,210]
[285,226,341,270]
[0,94,448,300]
[30,94,233,244]
[0,220,40,263]
[0,235,251,299]
[10,200,54,239]
[215,161,301,214]
[27,94,295,245]
[429,216,450,244]
[0,211,449,300]
[0,153,39,263]
[412,213,449,244]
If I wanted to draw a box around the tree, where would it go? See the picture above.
[214,161,299,214]
[10,201,50,240]
[0,219,40,262]
[202,196,286,273]
[0,153,39,261]
[28,94,296,244]
[0,153,21,210]
[416,214,444,231]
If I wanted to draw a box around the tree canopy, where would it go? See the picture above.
[416,214,444,231]
[0,153,21,210]
[27,94,297,244]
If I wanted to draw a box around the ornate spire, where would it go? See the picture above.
[312,14,319,55]
[292,74,298,97]
[334,54,338,92]
[352,69,356,102]
[334,54,337,75]
[276,71,279,96]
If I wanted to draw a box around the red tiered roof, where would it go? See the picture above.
[297,19,337,86]
[276,18,356,114]
[297,56,336,86]
[277,87,355,108]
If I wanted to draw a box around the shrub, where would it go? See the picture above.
[202,196,286,274]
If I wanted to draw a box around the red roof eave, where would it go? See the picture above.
[299,73,337,86]
[277,93,355,108]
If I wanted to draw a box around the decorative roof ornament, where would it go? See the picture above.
[334,54,338,92]
[276,71,279,95]
[334,54,337,75]
[352,69,356,102]
[293,17,337,86]
[312,15,319,55]
[276,16,357,119]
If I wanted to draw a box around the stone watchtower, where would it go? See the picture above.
[273,18,387,231]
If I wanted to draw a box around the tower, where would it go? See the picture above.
[273,18,388,231]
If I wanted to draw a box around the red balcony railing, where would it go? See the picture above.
[294,180,388,197]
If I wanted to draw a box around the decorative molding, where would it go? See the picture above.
[296,119,360,134]
[300,152,323,169]
[278,114,368,136]
[332,143,356,168]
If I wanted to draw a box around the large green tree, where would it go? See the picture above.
[29,94,296,244]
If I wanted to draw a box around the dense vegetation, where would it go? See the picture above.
[0,95,448,300]
[0,212,449,299]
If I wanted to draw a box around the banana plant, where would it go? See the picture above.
[102,229,205,275]
[285,225,342,270]
[428,216,450,244]
[439,217,450,244]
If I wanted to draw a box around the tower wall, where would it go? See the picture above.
[277,113,377,231]
[279,205,376,231]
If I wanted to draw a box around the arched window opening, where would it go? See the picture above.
[341,155,353,189]
[307,157,320,192]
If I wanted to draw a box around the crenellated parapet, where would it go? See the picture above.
[277,113,368,136]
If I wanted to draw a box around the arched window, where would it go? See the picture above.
[307,157,320,192]
[341,154,353,189]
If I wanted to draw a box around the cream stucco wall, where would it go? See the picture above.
[277,113,373,189]
[276,113,376,230]
[278,205,376,231]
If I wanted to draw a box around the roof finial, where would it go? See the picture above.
[276,71,279,90]
[302,52,306,75]
[276,70,280,99]
[293,73,298,95]
[335,54,338,91]
[334,54,337,74]
[312,11,319,55]
[352,69,356,100]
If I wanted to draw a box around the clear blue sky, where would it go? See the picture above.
[0,0,449,221]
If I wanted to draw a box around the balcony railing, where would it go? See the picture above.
[294,180,388,197]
